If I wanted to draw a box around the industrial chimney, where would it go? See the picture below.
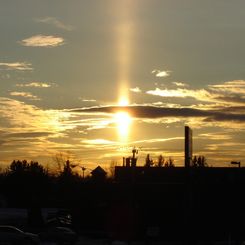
[185,126,193,167]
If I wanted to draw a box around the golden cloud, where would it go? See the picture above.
[152,69,171,77]
[20,35,65,47]
[16,82,52,88]
[10,92,40,100]
[130,87,142,93]
[0,62,33,71]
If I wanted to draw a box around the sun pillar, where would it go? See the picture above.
[115,1,136,107]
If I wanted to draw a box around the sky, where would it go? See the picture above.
[1,0,245,170]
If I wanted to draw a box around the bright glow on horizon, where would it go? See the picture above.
[115,111,132,142]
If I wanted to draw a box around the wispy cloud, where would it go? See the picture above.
[173,82,188,87]
[20,35,65,47]
[0,62,33,71]
[152,69,171,78]
[9,92,40,100]
[208,80,245,94]
[132,137,184,145]
[146,87,211,101]
[146,80,245,106]
[130,87,141,93]
[36,17,74,31]
[80,98,96,102]
[197,132,232,140]
[0,97,117,164]
[16,82,52,88]
[0,97,75,156]
[81,139,115,145]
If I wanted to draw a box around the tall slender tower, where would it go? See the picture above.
[185,126,193,167]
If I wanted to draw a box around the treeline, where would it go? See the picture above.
[144,154,207,167]
[0,159,109,208]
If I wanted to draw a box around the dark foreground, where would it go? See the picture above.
[0,167,245,243]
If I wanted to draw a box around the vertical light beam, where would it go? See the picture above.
[114,1,136,106]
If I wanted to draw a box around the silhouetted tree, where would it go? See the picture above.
[145,154,154,167]
[108,160,117,179]
[197,156,208,167]
[52,152,72,175]
[59,160,80,180]
[164,157,175,167]
[192,155,208,167]
[9,160,47,176]
[9,159,28,173]
[168,157,175,167]
[5,160,50,206]
[192,155,198,167]
[156,155,164,167]
[63,160,72,175]
[57,160,81,207]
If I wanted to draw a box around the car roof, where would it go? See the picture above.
[0,225,17,228]
[55,227,73,231]
[0,225,22,231]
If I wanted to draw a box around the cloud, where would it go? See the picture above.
[9,92,40,100]
[16,82,52,88]
[0,97,121,164]
[80,98,96,102]
[130,87,141,93]
[207,80,245,105]
[173,82,188,87]
[132,137,184,145]
[2,132,52,140]
[146,87,211,101]
[0,97,244,167]
[0,101,70,159]
[197,132,232,140]
[152,69,171,77]
[72,105,245,123]
[36,17,74,31]
[0,98,78,134]
[146,80,245,106]
[0,62,33,71]
[81,139,115,145]
[20,35,65,47]
[208,80,245,94]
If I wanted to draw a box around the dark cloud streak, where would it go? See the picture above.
[73,105,245,122]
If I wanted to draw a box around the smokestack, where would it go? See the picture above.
[185,126,193,167]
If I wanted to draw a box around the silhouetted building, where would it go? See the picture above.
[185,126,193,167]
[122,147,138,168]
[91,166,107,181]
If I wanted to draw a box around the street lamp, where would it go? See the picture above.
[80,166,93,179]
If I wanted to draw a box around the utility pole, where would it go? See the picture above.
[81,167,86,179]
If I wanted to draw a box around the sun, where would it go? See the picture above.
[115,111,132,142]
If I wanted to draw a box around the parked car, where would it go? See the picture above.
[0,225,40,244]
[46,209,72,228]
[38,226,78,244]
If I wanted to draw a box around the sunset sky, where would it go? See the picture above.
[1,0,245,170]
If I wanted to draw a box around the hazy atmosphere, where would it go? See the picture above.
[1,0,245,168]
